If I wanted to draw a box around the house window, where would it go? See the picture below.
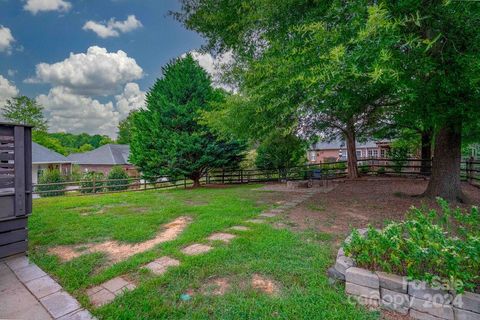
[372,150,378,158]
[381,149,386,158]
[356,150,362,158]
[310,151,316,161]
[368,149,373,157]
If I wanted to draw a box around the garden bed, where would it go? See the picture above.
[328,200,480,320]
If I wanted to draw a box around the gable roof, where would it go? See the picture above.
[32,142,71,164]
[67,144,131,165]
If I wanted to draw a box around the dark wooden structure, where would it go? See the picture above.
[0,122,32,259]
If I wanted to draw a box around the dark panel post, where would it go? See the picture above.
[14,126,25,217]
[24,127,32,215]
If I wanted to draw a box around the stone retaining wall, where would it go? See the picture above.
[328,229,480,320]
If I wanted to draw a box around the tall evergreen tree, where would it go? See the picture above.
[129,55,245,187]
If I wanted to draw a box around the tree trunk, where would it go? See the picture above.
[345,129,359,179]
[192,178,201,188]
[423,122,466,202]
[420,130,432,175]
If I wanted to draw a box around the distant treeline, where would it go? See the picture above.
[33,131,113,156]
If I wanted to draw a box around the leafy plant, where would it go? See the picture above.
[36,169,66,197]
[106,166,129,191]
[80,172,105,194]
[377,167,386,175]
[344,199,480,293]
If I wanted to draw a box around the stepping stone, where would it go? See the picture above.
[144,256,180,275]
[58,309,95,320]
[260,212,277,218]
[269,209,284,213]
[231,226,249,231]
[246,219,266,224]
[207,233,236,243]
[89,289,116,307]
[87,276,136,307]
[181,244,213,256]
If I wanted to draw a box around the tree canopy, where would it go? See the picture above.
[177,0,480,201]
[1,96,48,131]
[129,55,246,186]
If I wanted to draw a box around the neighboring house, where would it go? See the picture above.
[32,142,72,184]
[67,144,137,176]
[307,140,391,163]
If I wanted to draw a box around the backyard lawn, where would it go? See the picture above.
[28,184,378,320]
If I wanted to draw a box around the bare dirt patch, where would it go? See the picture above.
[200,277,231,296]
[49,216,192,263]
[287,178,480,241]
[251,274,280,296]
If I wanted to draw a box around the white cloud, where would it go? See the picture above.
[0,25,15,54]
[37,86,120,137]
[188,51,235,91]
[0,75,19,107]
[7,69,17,77]
[28,46,143,96]
[83,15,142,38]
[115,82,145,117]
[24,0,71,14]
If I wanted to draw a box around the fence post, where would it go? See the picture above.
[222,168,225,184]
[93,174,96,193]
[467,157,473,183]
[240,170,243,184]
[144,177,147,190]
[184,177,187,189]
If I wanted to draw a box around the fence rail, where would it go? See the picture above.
[32,158,480,198]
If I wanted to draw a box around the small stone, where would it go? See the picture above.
[334,256,355,275]
[86,286,102,297]
[349,294,380,308]
[454,307,480,320]
[377,272,408,294]
[40,291,81,318]
[259,213,277,218]
[101,277,130,293]
[327,267,345,281]
[246,219,265,224]
[346,267,379,289]
[346,282,380,300]
[410,297,454,320]
[337,247,345,259]
[181,244,213,255]
[24,275,62,299]
[207,233,236,243]
[453,291,480,314]
[114,283,136,296]
[89,289,115,307]
[145,256,180,275]
[230,226,249,231]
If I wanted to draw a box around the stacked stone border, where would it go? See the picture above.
[328,229,480,320]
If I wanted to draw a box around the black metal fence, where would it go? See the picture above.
[31,157,480,198]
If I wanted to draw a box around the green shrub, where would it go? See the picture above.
[377,167,386,175]
[106,166,129,191]
[80,172,104,194]
[36,169,66,197]
[359,165,370,174]
[344,199,480,293]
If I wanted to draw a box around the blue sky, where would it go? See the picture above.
[0,0,223,137]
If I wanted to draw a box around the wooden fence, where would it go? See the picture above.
[0,123,32,259]
[31,157,480,198]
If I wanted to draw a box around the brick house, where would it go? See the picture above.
[67,144,138,176]
[307,140,391,163]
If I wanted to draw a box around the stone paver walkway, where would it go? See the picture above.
[87,276,136,307]
[181,244,213,255]
[207,233,236,243]
[0,255,94,320]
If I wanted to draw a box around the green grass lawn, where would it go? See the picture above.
[29,185,378,320]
